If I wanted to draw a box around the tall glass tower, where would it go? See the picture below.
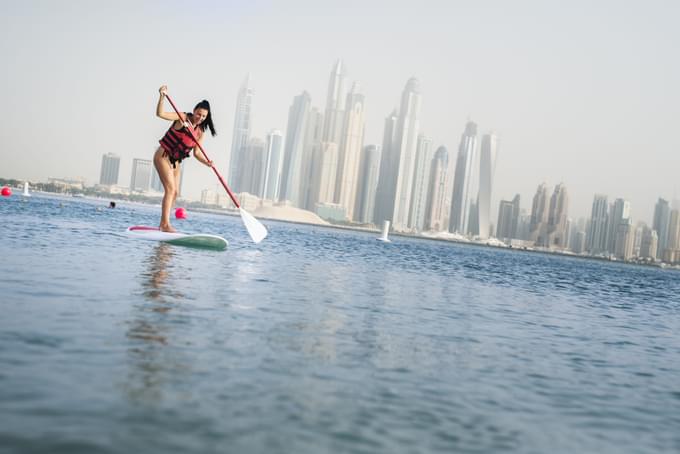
[477,132,498,239]
[228,74,253,192]
[449,121,478,234]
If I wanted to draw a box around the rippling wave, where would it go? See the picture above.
[1,194,679,453]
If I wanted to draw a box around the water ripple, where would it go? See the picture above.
[0,195,679,453]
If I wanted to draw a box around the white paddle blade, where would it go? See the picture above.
[240,207,268,243]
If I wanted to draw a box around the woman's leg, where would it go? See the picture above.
[172,164,181,206]
[153,148,177,232]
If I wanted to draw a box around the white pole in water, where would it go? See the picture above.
[377,220,391,242]
[22,181,30,197]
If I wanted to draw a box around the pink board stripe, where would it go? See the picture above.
[128,226,159,231]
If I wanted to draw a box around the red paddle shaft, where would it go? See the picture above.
[163,94,240,209]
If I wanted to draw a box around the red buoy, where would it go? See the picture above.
[1,186,11,197]
[175,207,187,219]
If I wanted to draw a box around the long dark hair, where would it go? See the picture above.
[193,100,216,137]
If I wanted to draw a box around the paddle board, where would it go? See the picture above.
[126,226,228,250]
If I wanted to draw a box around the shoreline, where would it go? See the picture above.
[188,206,679,273]
[13,191,679,272]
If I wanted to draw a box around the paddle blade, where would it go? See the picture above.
[240,207,268,243]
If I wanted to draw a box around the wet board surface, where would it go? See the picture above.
[125,226,228,250]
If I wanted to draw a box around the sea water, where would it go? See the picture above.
[1,194,679,453]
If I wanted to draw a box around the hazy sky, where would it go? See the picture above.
[2,0,678,223]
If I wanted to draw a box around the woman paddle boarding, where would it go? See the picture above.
[154,85,216,232]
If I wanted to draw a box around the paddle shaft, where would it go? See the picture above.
[163,94,240,209]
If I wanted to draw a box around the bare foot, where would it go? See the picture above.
[160,224,177,233]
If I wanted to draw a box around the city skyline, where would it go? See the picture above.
[51,147,680,263]
[1,1,679,224]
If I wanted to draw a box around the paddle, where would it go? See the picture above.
[163,93,268,244]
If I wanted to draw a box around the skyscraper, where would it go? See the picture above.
[228,74,253,193]
[653,198,671,258]
[496,194,520,241]
[545,183,569,249]
[373,111,399,227]
[497,201,515,241]
[667,209,680,252]
[130,158,152,192]
[99,153,120,185]
[322,60,347,145]
[408,134,433,232]
[449,121,478,235]
[607,198,631,253]
[391,78,422,231]
[424,146,449,232]
[279,91,311,206]
[633,223,644,257]
[150,167,163,193]
[572,231,587,254]
[354,145,381,225]
[477,132,498,240]
[239,137,266,197]
[262,130,284,201]
[516,209,531,241]
[529,183,549,245]
[335,82,365,220]
[468,201,479,237]
[301,108,324,211]
[308,142,338,210]
[639,227,658,259]
[587,194,609,254]
[614,223,635,261]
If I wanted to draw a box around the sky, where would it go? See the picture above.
[1,0,679,223]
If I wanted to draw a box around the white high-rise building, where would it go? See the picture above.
[587,194,609,254]
[545,183,569,249]
[391,78,422,231]
[370,81,420,230]
[308,142,338,210]
[449,121,478,234]
[354,145,381,225]
[424,146,449,232]
[335,82,365,221]
[374,111,400,227]
[228,74,253,193]
[408,134,433,232]
[99,153,120,186]
[130,158,152,192]
[496,194,521,241]
[280,91,311,207]
[150,167,163,193]
[667,209,680,252]
[302,108,324,211]
[322,60,347,145]
[607,198,631,253]
[516,210,532,241]
[477,132,498,239]
[614,222,635,261]
[375,78,421,231]
[262,130,284,201]
[640,227,658,259]
[239,137,266,197]
[529,183,550,245]
[200,188,216,205]
[653,198,671,258]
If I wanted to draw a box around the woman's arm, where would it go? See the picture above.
[193,134,213,167]
[156,85,180,121]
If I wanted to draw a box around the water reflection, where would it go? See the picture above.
[123,244,190,403]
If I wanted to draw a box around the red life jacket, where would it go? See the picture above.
[159,115,203,167]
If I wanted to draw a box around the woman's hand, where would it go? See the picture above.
[159,85,168,96]
[205,160,214,168]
